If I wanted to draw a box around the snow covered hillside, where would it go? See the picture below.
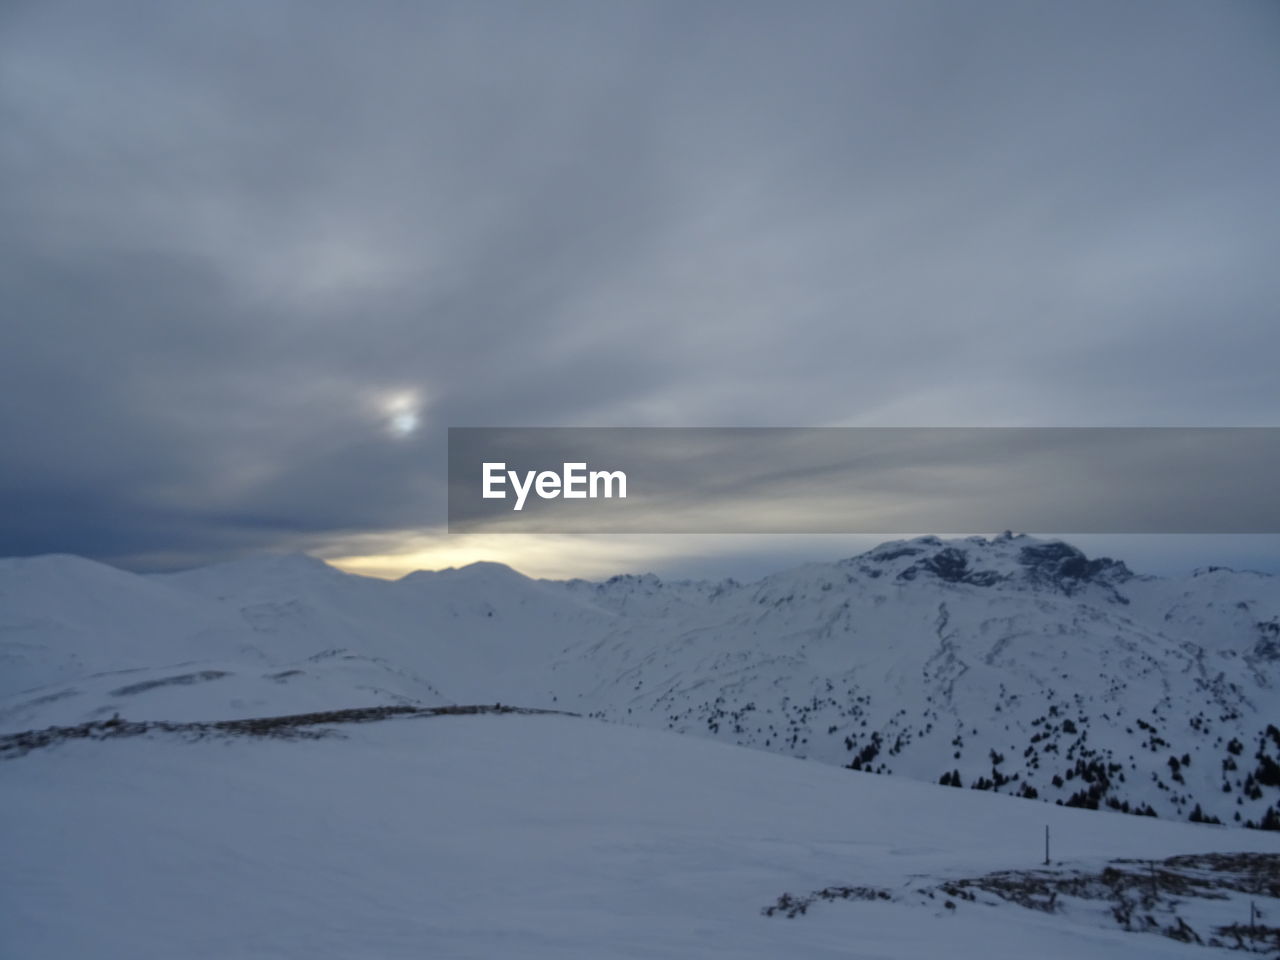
[4,712,1279,959]
[2,535,1278,829]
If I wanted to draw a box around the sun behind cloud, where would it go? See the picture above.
[375,389,426,439]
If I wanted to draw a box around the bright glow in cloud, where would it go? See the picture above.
[326,533,671,580]
[376,389,425,439]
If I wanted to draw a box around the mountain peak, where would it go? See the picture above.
[443,560,526,579]
[848,534,1132,595]
[400,560,529,585]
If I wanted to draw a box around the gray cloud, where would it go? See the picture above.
[2,0,1278,572]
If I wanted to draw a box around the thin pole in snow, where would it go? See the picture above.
[1043,825,1050,866]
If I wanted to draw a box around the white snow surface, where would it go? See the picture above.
[6,713,1279,959]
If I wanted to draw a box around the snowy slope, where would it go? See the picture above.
[0,554,256,699]
[2,535,1278,829]
[5,712,1279,960]
[0,653,449,730]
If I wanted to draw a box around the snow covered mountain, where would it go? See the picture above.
[2,535,1278,829]
[550,534,1280,830]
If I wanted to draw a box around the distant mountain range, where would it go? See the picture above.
[3,534,1278,829]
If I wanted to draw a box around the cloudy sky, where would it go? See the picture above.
[3,0,1278,580]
